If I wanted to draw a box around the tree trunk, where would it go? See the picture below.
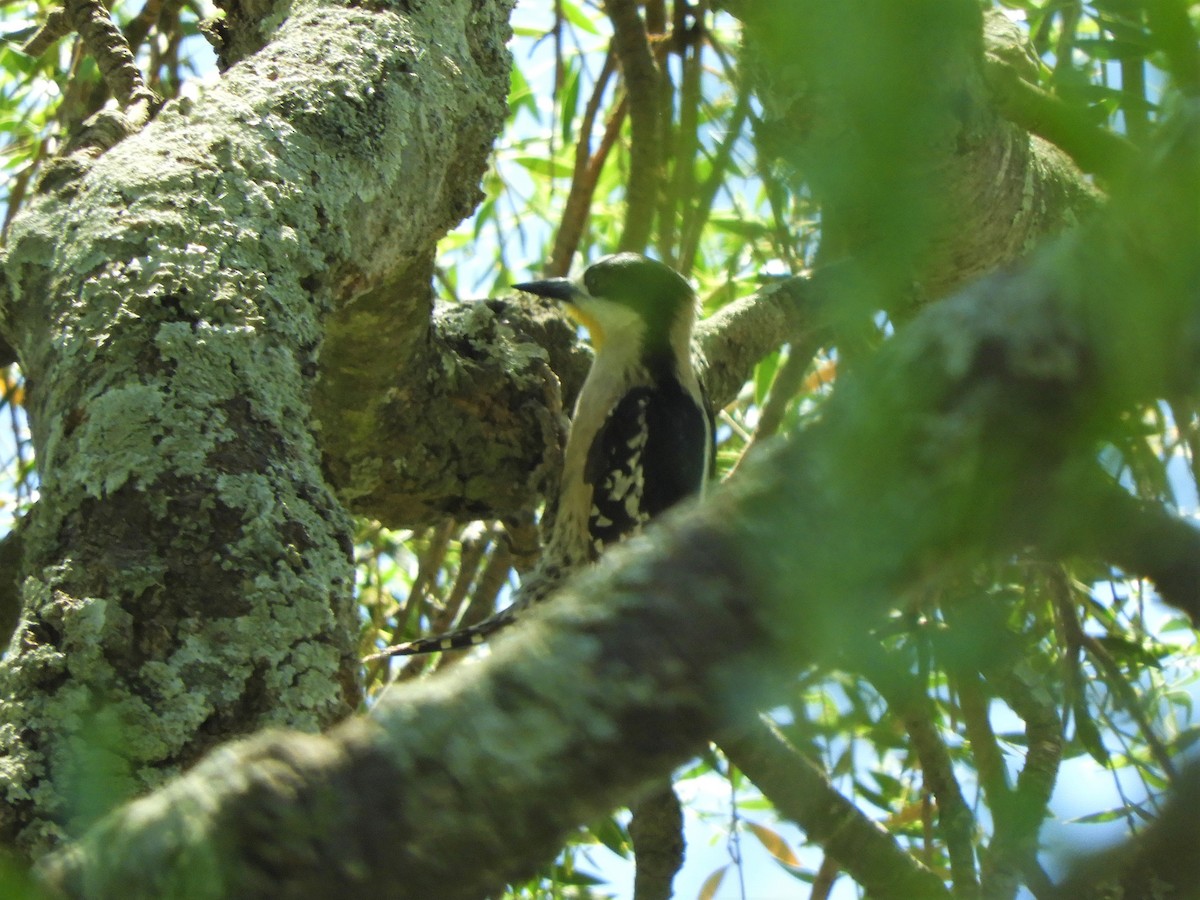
[0,0,513,856]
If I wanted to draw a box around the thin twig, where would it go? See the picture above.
[678,85,752,276]
[362,524,456,685]
[605,0,662,253]
[1052,567,1178,782]
[64,0,159,108]
[548,52,620,277]
[20,9,70,57]
[1000,667,1063,876]
[956,671,1008,807]
[664,2,704,271]
[984,58,1138,181]
[427,522,492,636]
[124,0,168,51]
[875,663,981,898]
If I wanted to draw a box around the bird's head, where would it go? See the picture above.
[513,253,697,355]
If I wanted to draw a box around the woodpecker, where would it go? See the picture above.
[367,253,713,659]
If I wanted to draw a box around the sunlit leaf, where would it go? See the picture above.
[745,821,800,867]
[587,815,630,858]
[509,62,537,119]
[697,865,727,900]
[559,0,601,35]
[512,154,573,178]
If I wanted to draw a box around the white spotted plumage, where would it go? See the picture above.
[366,254,713,660]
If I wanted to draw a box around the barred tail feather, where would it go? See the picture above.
[364,606,519,659]
[364,558,569,660]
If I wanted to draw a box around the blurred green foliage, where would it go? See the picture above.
[1,0,1198,896]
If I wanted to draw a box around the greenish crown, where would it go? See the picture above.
[581,253,696,352]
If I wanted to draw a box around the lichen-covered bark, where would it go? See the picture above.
[318,292,585,525]
[333,3,1105,531]
[341,273,825,526]
[0,0,513,856]
[33,102,1200,894]
[341,277,824,527]
[33,514,762,900]
[736,2,1098,310]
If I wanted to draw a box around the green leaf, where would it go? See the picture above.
[586,814,630,858]
[754,349,780,406]
[1063,807,1123,825]
[558,62,580,146]
[560,0,601,35]
[1073,699,1110,766]
[512,154,573,178]
[708,215,771,239]
[698,865,727,900]
[1073,38,1152,61]
[745,821,800,867]
[1095,635,1163,669]
[508,63,537,119]
[1173,725,1200,753]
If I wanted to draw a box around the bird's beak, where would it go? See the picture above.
[512,277,579,303]
[514,277,605,349]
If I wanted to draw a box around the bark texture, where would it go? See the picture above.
[35,98,1200,896]
[3,0,1195,892]
[737,3,1098,313]
[0,0,513,855]
[330,3,1105,529]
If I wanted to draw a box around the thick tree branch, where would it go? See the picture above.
[984,57,1138,181]
[982,12,1138,182]
[63,0,157,108]
[330,5,1104,531]
[735,3,1099,309]
[20,10,70,57]
[318,294,581,525]
[40,523,763,900]
[629,784,684,900]
[35,98,1200,897]
[0,0,514,855]
[334,269,820,527]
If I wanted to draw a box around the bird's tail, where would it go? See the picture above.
[363,605,521,659]
[363,559,569,660]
